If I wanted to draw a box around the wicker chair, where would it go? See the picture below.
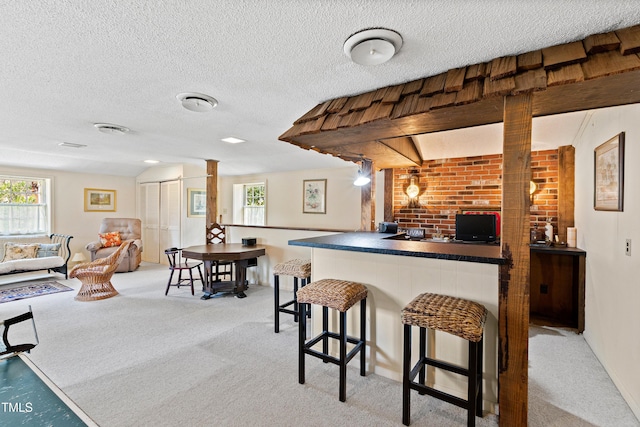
[70,240,132,301]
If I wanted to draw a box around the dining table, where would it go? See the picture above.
[181,243,266,299]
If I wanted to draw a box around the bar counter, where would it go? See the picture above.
[289,231,504,414]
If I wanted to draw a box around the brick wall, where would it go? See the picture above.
[393,150,559,240]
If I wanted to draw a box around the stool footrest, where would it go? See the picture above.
[409,381,468,410]
[303,331,364,366]
[414,356,469,377]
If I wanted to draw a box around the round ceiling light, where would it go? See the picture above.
[176,92,218,112]
[344,28,403,66]
[93,123,130,135]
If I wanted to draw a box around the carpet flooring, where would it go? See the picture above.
[2,262,637,426]
[0,280,72,304]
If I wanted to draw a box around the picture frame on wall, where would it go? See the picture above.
[303,179,326,214]
[594,132,624,211]
[187,188,206,217]
[84,188,116,212]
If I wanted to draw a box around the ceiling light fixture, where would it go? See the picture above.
[58,142,87,148]
[176,92,218,112]
[344,28,403,66]
[94,123,130,135]
[222,137,245,144]
[144,160,160,164]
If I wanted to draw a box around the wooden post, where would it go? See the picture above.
[499,93,532,427]
[383,168,394,222]
[360,159,374,231]
[557,145,576,244]
[206,159,219,230]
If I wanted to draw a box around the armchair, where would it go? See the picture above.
[86,218,142,273]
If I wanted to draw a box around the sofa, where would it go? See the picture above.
[85,218,142,273]
[0,234,73,279]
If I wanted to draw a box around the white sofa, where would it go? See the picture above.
[0,234,73,279]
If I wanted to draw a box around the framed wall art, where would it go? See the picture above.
[303,179,326,214]
[594,132,625,211]
[187,188,206,217]
[84,188,116,212]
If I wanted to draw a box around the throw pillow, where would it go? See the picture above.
[36,243,61,258]
[2,243,40,262]
[99,231,122,248]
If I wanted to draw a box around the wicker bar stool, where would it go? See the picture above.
[401,293,487,427]
[273,259,311,333]
[296,278,368,402]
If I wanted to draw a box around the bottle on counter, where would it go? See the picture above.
[531,223,544,243]
[544,218,554,242]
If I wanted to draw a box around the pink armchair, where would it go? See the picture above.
[85,218,143,273]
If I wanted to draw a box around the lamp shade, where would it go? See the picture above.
[72,252,87,263]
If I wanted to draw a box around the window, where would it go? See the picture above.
[232,182,265,225]
[0,176,50,235]
[243,183,265,226]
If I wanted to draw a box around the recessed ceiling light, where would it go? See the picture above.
[94,123,130,135]
[176,92,218,112]
[144,160,160,164]
[222,137,245,144]
[58,142,87,148]
[344,28,403,66]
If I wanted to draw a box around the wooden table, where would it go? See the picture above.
[181,244,266,299]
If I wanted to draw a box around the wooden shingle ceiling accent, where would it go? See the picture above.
[279,24,640,169]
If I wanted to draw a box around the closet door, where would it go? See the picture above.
[139,182,160,263]
[159,180,181,264]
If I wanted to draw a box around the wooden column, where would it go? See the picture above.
[557,145,576,243]
[206,160,219,229]
[360,159,374,231]
[383,168,394,222]
[499,93,532,426]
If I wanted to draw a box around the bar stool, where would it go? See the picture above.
[296,278,368,402]
[401,293,487,427]
[273,259,311,333]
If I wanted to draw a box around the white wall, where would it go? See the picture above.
[574,104,640,419]
[219,166,363,230]
[1,166,136,260]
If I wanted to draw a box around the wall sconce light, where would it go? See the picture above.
[406,176,420,207]
[354,169,371,186]
[530,180,538,205]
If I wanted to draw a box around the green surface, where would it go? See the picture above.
[0,356,87,426]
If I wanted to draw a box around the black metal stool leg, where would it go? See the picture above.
[322,306,329,361]
[360,297,366,376]
[339,310,347,402]
[402,323,412,426]
[299,302,306,384]
[293,277,299,322]
[477,336,483,416]
[468,340,478,427]
[418,327,426,395]
[274,274,280,333]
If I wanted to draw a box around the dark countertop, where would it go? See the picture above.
[289,231,506,265]
[530,245,586,256]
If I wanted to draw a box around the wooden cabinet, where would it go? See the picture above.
[530,246,586,332]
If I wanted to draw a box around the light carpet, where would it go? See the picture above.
[0,280,72,304]
[2,262,637,426]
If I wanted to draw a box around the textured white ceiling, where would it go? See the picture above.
[1,1,639,177]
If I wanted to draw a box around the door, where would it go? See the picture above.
[139,182,160,263]
[159,180,181,264]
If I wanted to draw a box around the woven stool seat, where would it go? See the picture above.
[273,259,311,279]
[296,279,368,312]
[402,293,487,342]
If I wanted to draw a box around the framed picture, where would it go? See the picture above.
[303,179,326,214]
[594,132,625,211]
[84,188,116,212]
[187,188,206,217]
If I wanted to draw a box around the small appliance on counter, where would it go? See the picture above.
[378,222,398,233]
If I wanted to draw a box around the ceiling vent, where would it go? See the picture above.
[93,123,130,135]
[176,92,218,112]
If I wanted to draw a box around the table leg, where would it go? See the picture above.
[235,260,247,298]
[201,260,215,300]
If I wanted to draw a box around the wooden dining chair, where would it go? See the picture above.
[206,223,233,282]
[164,248,204,296]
